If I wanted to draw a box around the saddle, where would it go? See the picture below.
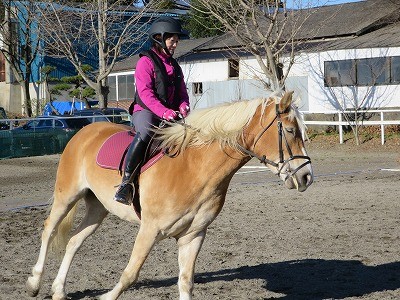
[96,130,165,218]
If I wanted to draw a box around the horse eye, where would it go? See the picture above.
[286,127,295,135]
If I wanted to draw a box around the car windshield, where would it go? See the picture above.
[81,114,109,122]
[38,119,56,127]
[103,110,129,124]
[73,109,129,124]
[26,120,41,129]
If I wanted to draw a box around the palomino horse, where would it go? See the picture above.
[26,91,313,300]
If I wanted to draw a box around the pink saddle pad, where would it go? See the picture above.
[96,130,164,173]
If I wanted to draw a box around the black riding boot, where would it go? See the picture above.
[114,133,147,205]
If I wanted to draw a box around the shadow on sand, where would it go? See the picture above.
[66,258,400,299]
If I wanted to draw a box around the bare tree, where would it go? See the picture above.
[184,0,318,93]
[0,0,41,116]
[35,0,158,108]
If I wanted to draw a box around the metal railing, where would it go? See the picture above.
[0,113,131,130]
[301,109,400,145]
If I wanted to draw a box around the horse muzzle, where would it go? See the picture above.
[279,158,313,192]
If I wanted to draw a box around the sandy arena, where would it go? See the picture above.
[1,136,399,299]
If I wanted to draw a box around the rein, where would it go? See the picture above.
[159,116,200,158]
[237,104,311,180]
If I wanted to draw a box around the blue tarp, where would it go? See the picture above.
[43,100,98,116]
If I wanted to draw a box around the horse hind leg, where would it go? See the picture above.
[26,189,82,298]
[51,192,108,300]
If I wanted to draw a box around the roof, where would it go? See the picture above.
[111,37,215,72]
[193,0,400,52]
[301,21,400,53]
[292,0,400,40]
[110,0,400,72]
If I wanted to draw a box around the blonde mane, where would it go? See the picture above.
[155,97,272,153]
[154,94,306,154]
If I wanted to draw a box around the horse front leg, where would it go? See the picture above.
[99,224,160,300]
[177,230,207,300]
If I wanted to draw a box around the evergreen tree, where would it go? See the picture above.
[182,0,224,38]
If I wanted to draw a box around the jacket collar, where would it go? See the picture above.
[151,47,172,63]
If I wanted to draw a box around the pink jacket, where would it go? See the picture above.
[132,48,190,118]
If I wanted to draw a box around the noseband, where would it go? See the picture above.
[238,104,311,180]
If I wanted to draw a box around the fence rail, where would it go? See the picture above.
[1,110,399,159]
[302,109,400,145]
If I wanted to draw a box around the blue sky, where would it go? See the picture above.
[302,0,363,7]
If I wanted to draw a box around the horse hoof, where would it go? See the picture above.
[26,277,39,297]
[99,291,113,300]
[52,293,67,300]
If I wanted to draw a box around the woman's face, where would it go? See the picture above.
[164,34,179,56]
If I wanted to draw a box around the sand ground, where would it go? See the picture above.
[1,136,399,299]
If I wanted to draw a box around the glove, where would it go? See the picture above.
[179,103,190,118]
[163,109,178,121]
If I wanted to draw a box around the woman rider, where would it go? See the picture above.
[114,17,190,205]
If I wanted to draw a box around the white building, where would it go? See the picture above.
[109,0,400,116]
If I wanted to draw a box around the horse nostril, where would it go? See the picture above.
[306,174,313,187]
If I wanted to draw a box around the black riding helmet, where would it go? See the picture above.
[148,17,187,55]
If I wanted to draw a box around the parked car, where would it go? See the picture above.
[72,108,130,125]
[13,115,91,132]
[0,107,10,130]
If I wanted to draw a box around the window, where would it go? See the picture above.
[54,120,64,128]
[108,76,117,101]
[107,74,135,101]
[325,56,400,87]
[228,59,239,78]
[392,56,400,83]
[324,60,355,86]
[192,82,203,95]
[41,120,53,127]
[26,120,40,129]
[118,74,135,100]
[357,57,390,86]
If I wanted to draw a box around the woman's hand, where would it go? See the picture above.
[163,109,178,121]
[179,103,190,117]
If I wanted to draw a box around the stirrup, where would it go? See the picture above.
[114,182,134,205]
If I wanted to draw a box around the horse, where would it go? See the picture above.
[26,91,313,300]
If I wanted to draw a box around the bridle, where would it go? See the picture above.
[163,105,311,180]
[237,104,311,181]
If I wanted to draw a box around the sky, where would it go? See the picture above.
[300,0,363,7]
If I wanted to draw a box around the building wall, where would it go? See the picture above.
[107,46,400,114]
[181,47,400,113]
[291,47,400,113]
[182,60,229,82]
[0,81,46,114]
[188,79,267,109]
[181,58,308,109]
[0,82,11,110]
[182,59,273,109]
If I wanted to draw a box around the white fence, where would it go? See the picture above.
[2,110,399,145]
[302,109,400,145]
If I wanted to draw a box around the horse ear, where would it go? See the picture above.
[279,91,294,113]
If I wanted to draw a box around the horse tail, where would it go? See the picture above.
[49,202,79,258]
